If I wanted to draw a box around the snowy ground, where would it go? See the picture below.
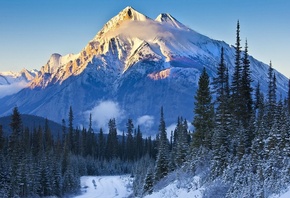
[144,180,203,198]
[73,174,290,198]
[74,175,133,198]
[144,175,203,198]
[271,187,290,198]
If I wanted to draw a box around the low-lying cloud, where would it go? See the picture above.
[136,115,154,129]
[85,100,125,132]
[105,20,175,41]
[0,81,28,98]
[167,123,177,140]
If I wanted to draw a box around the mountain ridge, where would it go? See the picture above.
[0,7,288,134]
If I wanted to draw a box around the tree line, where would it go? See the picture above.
[0,106,158,197]
[140,21,290,198]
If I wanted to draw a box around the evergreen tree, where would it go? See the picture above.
[254,82,262,110]
[136,126,144,159]
[241,40,253,127]
[213,47,227,108]
[120,131,125,160]
[126,118,135,161]
[106,119,118,160]
[231,20,243,124]
[174,118,189,167]
[98,128,105,160]
[267,61,277,128]
[8,107,23,196]
[192,68,214,149]
[288,79,290,115]
[68,106,74,152]
[88,113,93,133]
[267,61,276,106]
[62,118,66,145]
[212,47,232,139]
[154,107,169,182]
[235,40,254,157]
[44,118,53,152]
[143,169,154,195]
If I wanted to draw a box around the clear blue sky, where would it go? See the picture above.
[1,0,290,77]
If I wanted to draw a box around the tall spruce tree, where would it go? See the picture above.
[67,106,74,152]
[8,107,23,196]
[231,20,243,124]
[211,49,232,169]
[174,118,189,167]
[255,82,262,110]
[213,47,231,130]
[267,62,276,107]
[267,61,277,128]
[98,128,105,160]
[236,40,254,157]
[136,126,143,159]
[88,113,93,133]
[154,107,169,182]
[241,40,253,127]
[192,68,214,149]
[9,107,23,159]
[126,118,135,161]
[106,119,118,160]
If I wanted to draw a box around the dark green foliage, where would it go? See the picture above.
[135,126,144,159]
[192,68,214,149]
[98,128,105,160]
[154,107,169,182]
[67,106,74,152]
[231,20,243,124]
[212,48,232,160]
[267,62,277,129]
[143,170,154,195]
[0,107,156,197]
[126,118,135,161]
[241,40,253,127]
[173,117,189,168]
[106,118,119,160]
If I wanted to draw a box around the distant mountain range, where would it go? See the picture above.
[0,69,37,85]
[0,6,288,135]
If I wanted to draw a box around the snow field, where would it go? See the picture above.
[74,175,133,198]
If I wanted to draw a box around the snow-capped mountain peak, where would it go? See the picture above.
[44,53,62,73]
[19,68,38,81]
[155,13,187,29]
[95,6,150,40]
[40,53,79,74]
[0,6,288,133]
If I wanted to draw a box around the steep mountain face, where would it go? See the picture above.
[0,7,288,133]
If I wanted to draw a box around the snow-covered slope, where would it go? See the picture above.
[74,175,133,198]
[0,6,288,132]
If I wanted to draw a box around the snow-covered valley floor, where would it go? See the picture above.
[74,175,133,198]
[73,174,290,198]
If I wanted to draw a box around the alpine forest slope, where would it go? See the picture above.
[0,6,288,133]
